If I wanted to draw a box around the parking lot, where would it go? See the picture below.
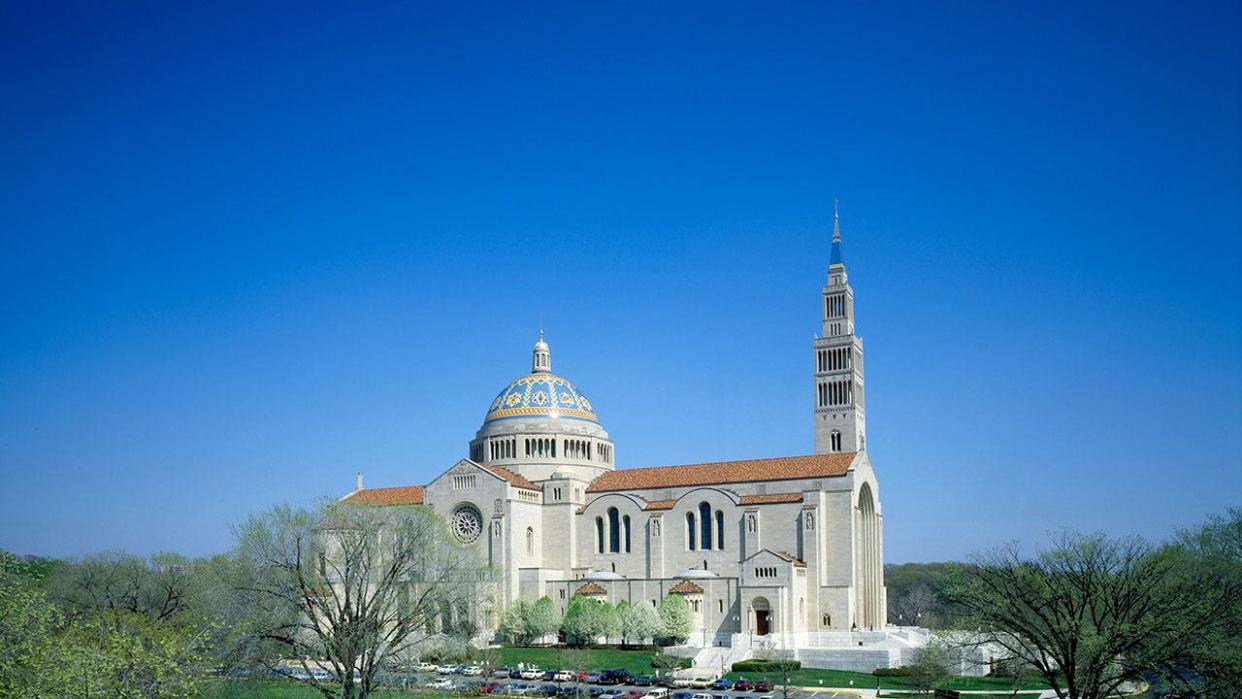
[387,665,853,699]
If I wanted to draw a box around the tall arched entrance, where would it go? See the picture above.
[751,596,771,636]
[856,483,881,628]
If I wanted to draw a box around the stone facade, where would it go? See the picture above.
[349,220,887,646]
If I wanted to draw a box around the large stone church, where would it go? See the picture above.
[346,213,886,646]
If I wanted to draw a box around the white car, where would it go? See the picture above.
[519,667,544,680]
[599,691,627,699]
[691,694,714,699]
[552,671,575,682]
[428,678,455,689]
[438,665,459,675]
[463,665,484,676]
[415,662,438,672]
[643,690,669,699]
[311,670,332,681]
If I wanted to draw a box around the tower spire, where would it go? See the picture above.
[830,197,844,267]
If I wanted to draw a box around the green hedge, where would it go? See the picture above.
[872,667,913,677]
[731,659,802,673]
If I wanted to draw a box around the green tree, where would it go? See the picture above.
[1141,508,1242,697]
[658,595,693,644]
[598,599,621,642]
[563,595,614,645]
[621,600,663,646]
[1,551,207,699]
[501,598,531,644]
[947,530,1238,699]
[905,640,952,696]
[651,650,681,678]
[227,500,491,699]
[526,596,561,643]
[0,550,70,697]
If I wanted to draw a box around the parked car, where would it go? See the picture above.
[598,690,627,699]
[751,680,773,693]
[632,675,655,687]
[438,665,459,675]
[671,692,693,699]
[731,679,753,692]
[585,674,604,684]
[711,678,734,690]
[687,677,714,689]
[553,670,576,682]
[463,665,484,676]
[587,687,605,697]
[493,668,513,678]
[415,662,439,672]
[480,683,503,694]
[558,687,580,697]
[689,693,713,699]
[642,689,669,699]
[428,678,455,690]
[520,667,545,680]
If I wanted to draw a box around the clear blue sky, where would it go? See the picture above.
[1,1,1239,562]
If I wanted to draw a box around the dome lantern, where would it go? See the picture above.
[532,330,551,374]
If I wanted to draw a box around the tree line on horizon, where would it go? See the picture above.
[1,504,1238,699]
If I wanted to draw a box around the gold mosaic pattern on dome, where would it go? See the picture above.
[484,373,599,423]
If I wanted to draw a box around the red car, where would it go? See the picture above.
[480,683,502,694]
[752,680,773,693]
[733,679,754,692]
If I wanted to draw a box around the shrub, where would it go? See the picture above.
[731,659,801,672]
[872,667,913,677]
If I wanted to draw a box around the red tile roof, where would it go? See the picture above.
[342,486,425,506]
[668,580,704,594]
[773,550,806,567]
[480,463,541,491]
[575,582,607,596]
[738,493,804,505]
[587,453,855,493]
[643,500,677,511]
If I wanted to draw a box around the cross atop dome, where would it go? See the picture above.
[532,330,551,373]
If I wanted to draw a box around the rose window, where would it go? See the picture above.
[451,505,483,543]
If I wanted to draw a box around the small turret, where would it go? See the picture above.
[532,330,551,374]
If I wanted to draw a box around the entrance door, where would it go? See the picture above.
[755,611,770,636]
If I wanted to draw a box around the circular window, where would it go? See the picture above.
[451,505,483,543]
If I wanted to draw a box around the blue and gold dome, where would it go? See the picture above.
[483,373,599,425]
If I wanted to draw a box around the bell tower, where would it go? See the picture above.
[813,201,867,454]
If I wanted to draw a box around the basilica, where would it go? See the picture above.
[346,213,886,648]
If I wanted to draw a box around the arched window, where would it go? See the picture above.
[623,515,631,553]
[608,507,620,553]
[686,512,696,551]
[831,430,841,452]
[595,517,604,554]
[715,510,724,549]
[699,502,712,550]
[526,527,534,555]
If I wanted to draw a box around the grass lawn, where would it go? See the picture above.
[497,647,663,675]
[723,668,1050,692]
